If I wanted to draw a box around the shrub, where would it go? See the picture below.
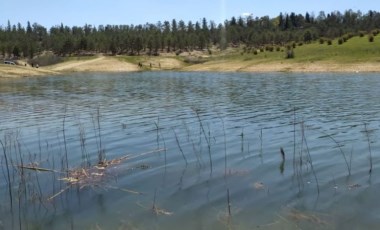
[344,33,354,40]
[319,38,325,44]
[175,49,182,56]
[327,40,332,45]
[276,46,281,52]
[298,42,303,46]
[265,45,274,52]
[259,47,264,52]
[28,53,63,66]
[368,34,374,42]
[292,42,296,48]
[371,29,379,36]
[253,50,258,55]
[359,31,365,37]
[184,56,206,64]
[285,49,294,59]
[338,38,344,45]
[342,35,349,42]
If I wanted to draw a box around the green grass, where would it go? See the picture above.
[116,55,145,64]
[291,36,380,63]
[217,35,380,64]
[59,35,380,70]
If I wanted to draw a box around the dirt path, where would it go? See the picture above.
[48,56,139,72]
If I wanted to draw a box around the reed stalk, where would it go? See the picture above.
[320,130,351,176]
[219,117,228,177]
[364,123,373,174]
[293,107,297,177]
[193,109,213,172]
[280,147,285,174]
[62,106,69,176]
[260,128,263,157]
[240,128,244,154]
[154,116,160,149]
[227,188,231,217]
[152,188,157,210]
[78,121,89,167]
[96,107,105,164]
[0,139,13,214]
[301,122,320,194]
[173,129,188,165]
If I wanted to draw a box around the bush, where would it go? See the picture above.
[265,45,274,52]
[285,49,294,59]
[175,49,182,56]
[342,35,349,42]
[359,31,365,37]
[28,53,63,66]
[344,33,353,40]
[276,46,281,52]
[338,38,344,45]
[368,34,374,42]
[319,38,325,44]
[292,42,296,48]
[298,42,303,46]
[371,29,379,36]
[253,50,258,55]
[327,40,332,45]
[183,56,206,64]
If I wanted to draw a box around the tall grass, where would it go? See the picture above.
[301,122,320,194]
[173,128,188,165]
[320,130,351,176]
[193,109,213,172]
[0,139,13,213]
[364,123,373,174]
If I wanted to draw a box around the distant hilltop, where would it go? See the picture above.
[1,10,379,59]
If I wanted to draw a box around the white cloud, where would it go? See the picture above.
[241,12,253,17]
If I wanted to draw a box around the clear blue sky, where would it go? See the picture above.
[1,0,378,28]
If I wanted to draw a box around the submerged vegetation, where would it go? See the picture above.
[0,103,379,229]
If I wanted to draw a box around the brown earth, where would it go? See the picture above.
[2,55,380,78]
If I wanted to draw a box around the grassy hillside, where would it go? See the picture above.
[2,34,380,77]
[177,34,380,72]
[218,35,380,64]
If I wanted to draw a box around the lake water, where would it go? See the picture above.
[1,72,380,229]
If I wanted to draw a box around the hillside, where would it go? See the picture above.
[1,35,380,77]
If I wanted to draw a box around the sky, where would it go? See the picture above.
[1,0,379,28]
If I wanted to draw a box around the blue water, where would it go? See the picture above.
[1,72,380,229]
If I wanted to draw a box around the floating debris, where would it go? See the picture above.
[136,202,173,216]
[252,182,265,190]
[226,168,250,176]
[348,183,361,190]
[153,206,173,216]
[286,208,329,225]
[46,149,164,200]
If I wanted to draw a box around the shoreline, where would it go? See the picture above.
[1,56,380,78]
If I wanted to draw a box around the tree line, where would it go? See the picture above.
[1,9,380,58]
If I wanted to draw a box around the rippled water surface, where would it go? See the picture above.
[1,72,380,229]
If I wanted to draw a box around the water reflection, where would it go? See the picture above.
[1,72,380,229]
